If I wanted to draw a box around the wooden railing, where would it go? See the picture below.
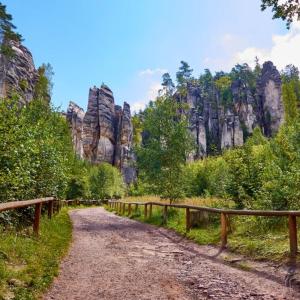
[61,199,102,206]
[108,200,300,260]
[0,197,58,235]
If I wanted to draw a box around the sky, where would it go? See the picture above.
[5,0,300,112]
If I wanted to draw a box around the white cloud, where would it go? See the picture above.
[233,23,300,70]
[204,23,300,72]
[139,68,168,77]
[131,82,162,113]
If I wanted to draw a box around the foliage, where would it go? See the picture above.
[89,163,125,199]
[261,0,300,28]
[161,72,175,96]
[132,114,143,147]
[34,63,54,101]
[136,95,194,202]
[0,97,76,201]
[0,209,72,299]
[176,61,193,96]
[215,75,232,106]
[0,2,22,57]
[182,119,300,213]
[282,81,298,124]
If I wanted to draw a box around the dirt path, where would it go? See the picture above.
[44,207,299,300]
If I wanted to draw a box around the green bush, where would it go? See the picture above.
[89,163,125,199]
[0,97,74,202]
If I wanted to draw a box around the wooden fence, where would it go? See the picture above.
[108,200,300,260]
[0,197,57,235]
[0,198,102,236]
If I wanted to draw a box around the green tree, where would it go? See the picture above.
[161,72,175,95]
[89,163,125,200]
[261,0,300,28]
[132,114,143,147]
[176,61,193,96]
[282,82,298,124]
[34,63,54,102]
[215,75,232,106]
[0,2,22,56]
[136,95,194,202]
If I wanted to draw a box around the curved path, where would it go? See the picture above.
[44,207,299,300]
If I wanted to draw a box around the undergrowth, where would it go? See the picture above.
[0,208,72,300]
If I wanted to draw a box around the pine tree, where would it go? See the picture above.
[0,2,22,56]
[161,72,175,96]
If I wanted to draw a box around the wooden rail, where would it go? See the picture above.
[0,197,56,235]
[61,199,102,206]
[108,200,300,260]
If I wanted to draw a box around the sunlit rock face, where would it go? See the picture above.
[0,41,39,104]
[66,101,85,158]
[256,61,284,137]
[67,84,136,184]
[177,61,284,159]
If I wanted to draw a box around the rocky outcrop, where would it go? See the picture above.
[66,101,85,158]
[0,41,38,104]
[179,61,284,159]
[257,61,284,137]
[67,84,136,184]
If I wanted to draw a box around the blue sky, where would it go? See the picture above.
[5,0,299,112]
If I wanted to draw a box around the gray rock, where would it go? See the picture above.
[257,61,284,137]
[66,101,85,158]
[68,85,136,184]
[177,61,284,157]
[0,40,38,105]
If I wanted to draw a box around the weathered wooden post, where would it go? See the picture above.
[149,203,153,218]
[288,215,298,260]
[33,202,42,236]
[128,203,132,215]
[186,207,191,232]
[48,200,54,219]
[135,203,138,213]
[163,205,168,224]
[122,203,126,214]
[144,204,148,219]
[221,212,227,248]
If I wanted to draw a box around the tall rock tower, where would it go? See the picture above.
[67,84,136,184]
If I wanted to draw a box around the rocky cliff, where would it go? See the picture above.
[178,61,284,159]
[67,85,136,184]
[0,41,38,104]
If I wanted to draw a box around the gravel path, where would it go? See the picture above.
[44,207,299,300]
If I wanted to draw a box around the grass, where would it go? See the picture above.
[0,207,72,300]
[108,197,295,262]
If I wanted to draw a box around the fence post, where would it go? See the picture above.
[149,203,153,218]
[48,200,54,219]
[128,203,132,215]
[288,215,298,259]
[33,202,42,236]
[122,203,126,214]
[135,204,138,213]
[144,204,148,219]
[163,205,168,224]
[186,207,191,232]
[221,212,227,248]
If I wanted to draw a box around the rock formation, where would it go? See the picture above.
[178,61,284,159]
[66,101,85,158]
[67,84,136,184]
[0,41,38,104]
